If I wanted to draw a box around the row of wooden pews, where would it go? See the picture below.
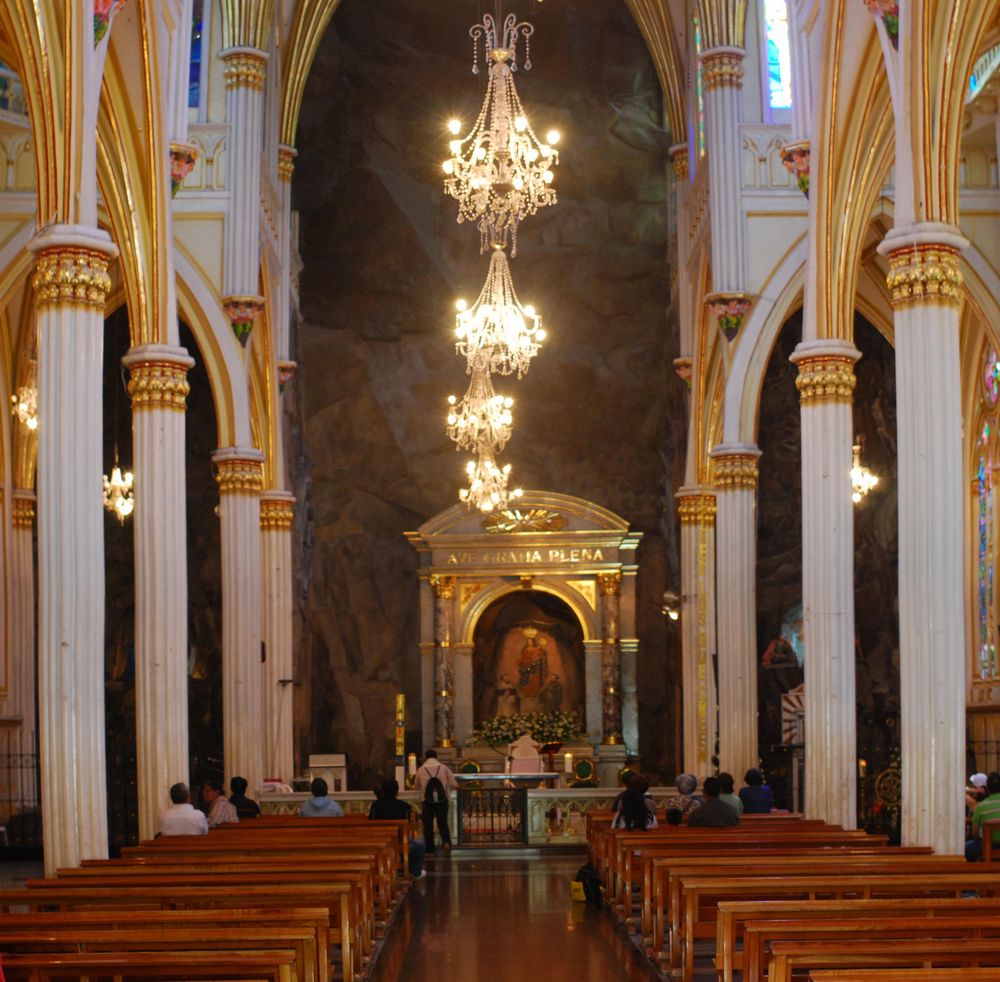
[587,810,1000,981]
[0,814,412,981]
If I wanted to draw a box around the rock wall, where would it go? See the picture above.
[291,0,685,789]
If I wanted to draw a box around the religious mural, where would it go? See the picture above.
[473,591,585,726]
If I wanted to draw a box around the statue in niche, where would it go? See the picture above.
[517,628,548,713]
[495,674,520,717]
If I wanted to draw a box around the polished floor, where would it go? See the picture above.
[371,852,658,982]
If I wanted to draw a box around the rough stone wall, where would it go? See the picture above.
[291,0,685,789]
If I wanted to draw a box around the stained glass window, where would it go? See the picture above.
[188,0,204,110]
[979,419,997,679]
[692,11,706,157]
[763,0,792,110]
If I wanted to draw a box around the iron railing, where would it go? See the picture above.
[0,725,41,849]
[457,787,527,846]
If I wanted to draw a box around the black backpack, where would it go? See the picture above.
[574,863,602,904]
[424,768,447,804]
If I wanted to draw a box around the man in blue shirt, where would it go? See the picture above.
[299,777,344,817]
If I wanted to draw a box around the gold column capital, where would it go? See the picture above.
[669,143,689,181]
[32,247,112,309]
[701,49,744,91]
[712,452,759,490]
[213,452,265,494]
[126,360,192,412]
[260,494,295,530]
[278,145,297,182]
[597,571,622,597]
[221,46,268,90]
[885,244,963,309]
[11,491,35,528]
[677,492,717,525]
[429,574,456,599]
[794,355,857,405]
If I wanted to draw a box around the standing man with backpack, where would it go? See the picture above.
[416,749,457,854]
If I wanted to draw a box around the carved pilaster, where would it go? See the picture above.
[597,571,623,745]
[430,574,457,748]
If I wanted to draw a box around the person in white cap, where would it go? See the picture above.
[968,772,989,811]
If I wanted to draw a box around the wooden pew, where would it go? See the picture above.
[767,937,1000,982]
[0,949,298,981]
[716,896,1000,982]
[810,971,1000,981]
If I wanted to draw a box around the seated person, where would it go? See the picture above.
[369,778,426,878]
[229,775,261,819]
[299,777,344,817]
[158,783,208,836]
[738,768,773,814]
[968,772,989,811]
[718,772,744,815]
[203,777,239,827]
[967,770,1000,861]
[612,785,658,829]
[688,776,740,827]
[665,772,703,814]
[665,807,683,826]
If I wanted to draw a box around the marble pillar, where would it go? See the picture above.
[276,145,297,363]
[430,575,456,748]
[701,47,745,292]
[677,488,717,777]
[879,224,967,854]
[790,340,860,829]
[711,445,761,780]
[260,491,296,783]
[598,572,624,745]
[213,447,265,794]
[30,224,116,874]
[221,46,268,346]
[122,345,195,841]
[9,491,37,804]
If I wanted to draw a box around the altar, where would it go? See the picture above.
[406,491,642,787]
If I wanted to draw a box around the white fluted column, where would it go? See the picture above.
[9,491,37,805]
[711,445,761,779]
[213,447,265,794]
[677,488,717,777]
[879,224,967,853]
[260,492,295,783]
[221,46,268,346]
[429,575,456,748]
[276,145,297,363]
[598,572,624,745]
[701,48,745,292]
[30,224,116,874]
[791,340,859,829]
[122,346,195,841]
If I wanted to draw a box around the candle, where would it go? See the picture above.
[564,752,573,774]
[407,753,417,776]
[504,756,511,775]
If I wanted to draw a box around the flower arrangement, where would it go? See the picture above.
[468,710,584,747]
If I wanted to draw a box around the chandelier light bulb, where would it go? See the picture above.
[458,449,521,513]
[448,118,462,135]
[456,299,467,312]
[10,382,38,432]
[446,364,515,453]
[103,459,135,526]
[546,129,560,145]
[850,438,879,505]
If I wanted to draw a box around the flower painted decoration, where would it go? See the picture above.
[780,142,811,197]
[706,292,754,343]
[863,0,899,50]
[169,146,198,198]
[94,0,126,46]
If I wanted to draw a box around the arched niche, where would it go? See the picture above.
[407,491,642,754]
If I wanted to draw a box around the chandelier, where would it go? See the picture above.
[455,246,545,378]
[103,453,135,525]
[459,450,524,513]
[442,10,560,255]
[447,368,515,453]
[850,437,879,504]
[10,384,38,431]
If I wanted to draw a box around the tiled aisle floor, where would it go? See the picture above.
[371,853,658,981]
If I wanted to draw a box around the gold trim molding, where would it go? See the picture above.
[670,144,689,181]
[215,456,265,494]
[11,495,35,528]
[222,49,268,90]
[32,248,112,309]
[701,51,744,90]
[127,361,191,412]
[713,454,759,490]
[429,574,456,599]
[597,571,622,597]
[677,493,717,525]
[278,145,297,182]
[795,356,857,405]
[886,244,963,309]
[260,497,295,530]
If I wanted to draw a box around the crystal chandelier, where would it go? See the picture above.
[10,383,38,431]
[850,437,879,504]
[455,246,545,378]
[442,9,560,255]
[103,453,135,525]
[459,450,524,513]
[447,366,515,453]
